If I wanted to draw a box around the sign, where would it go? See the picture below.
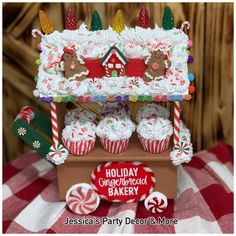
[91,162,156,203]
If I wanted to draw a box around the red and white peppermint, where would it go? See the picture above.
[144,191,168,214]
[66,183,100,215]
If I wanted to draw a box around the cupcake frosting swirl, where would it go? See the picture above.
[137,117,173,140]
[136,103,170,123]
[65,108,97,125]
[62,120,96,142]
[96,117,134,141]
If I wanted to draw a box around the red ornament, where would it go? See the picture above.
[65,8,77,30]
[138,6,150,28]
[189,85,196,94]
[91,162,156,203]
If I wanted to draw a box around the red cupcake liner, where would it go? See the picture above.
[99,137,129,154]
[138,135,170,154]
[62,138,95,156]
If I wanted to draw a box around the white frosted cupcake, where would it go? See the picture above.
[137,117,173,154]
[136,103,170,123]
[99,102,131,119]
[62,120,96,156]
[96,117,134,154]
[65,108,96,125]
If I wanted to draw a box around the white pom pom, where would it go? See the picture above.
[33,89,39,97]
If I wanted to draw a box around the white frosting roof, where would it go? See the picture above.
[35,24,190,98]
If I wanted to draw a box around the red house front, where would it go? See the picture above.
[101,46,128,77]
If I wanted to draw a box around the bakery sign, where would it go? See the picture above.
[90,162,156,202]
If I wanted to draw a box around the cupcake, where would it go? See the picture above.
[99,102,130,119]
[65,108,96,125]
[137,117,173,154]
[62,120,96,156]
[136,103,170,123]
[96,117,134,154]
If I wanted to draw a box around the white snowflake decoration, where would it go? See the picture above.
[33,140,41,149]
[18,127,26,136]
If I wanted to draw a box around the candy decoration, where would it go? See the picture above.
[184,94,192,101]
[188,40,193,48]
[31,29,44,38]
[65,8,77,30]
[173,101,181,145]
[39,10,54,34]
[90,10,103,31]
[188,73,195,81]
[34,75,38,82]
[138,5,150,28]
[46,142,68,165]
[162,6,174,30]
[112,9,125,33]
[187,55,194,63]
[144,192,168,214]
[66,183,100,215]
[50,102,59,144]
[180,21,191,33]
[15,106,35,124]
[189,85,196,94]
[35,58,41,65]
[174,141,191,155]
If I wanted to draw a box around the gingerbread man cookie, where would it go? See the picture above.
[61,47,89,81]
[143,49,171,82]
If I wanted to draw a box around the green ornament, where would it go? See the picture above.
[34,75,38,82]
[90,10,103,31]
[162,6,174,30]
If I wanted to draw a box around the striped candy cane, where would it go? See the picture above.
[50,102,59,144]
[180,21,191,32]
[173,101,181,145]
[47,102,68,165]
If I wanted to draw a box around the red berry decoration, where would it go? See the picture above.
[138,6,150,28]
[65,8,77,30]
[189,85,196,94]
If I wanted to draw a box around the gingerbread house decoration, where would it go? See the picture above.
[101,46,128,77]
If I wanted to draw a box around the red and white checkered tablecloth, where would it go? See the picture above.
[3,143,233,233]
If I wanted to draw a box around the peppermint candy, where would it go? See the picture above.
[174,141,191,156]
[46,142,68,165]
[144,191,168,213]
[66,183,100,215]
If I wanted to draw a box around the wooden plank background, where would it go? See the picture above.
[3,2,233,164]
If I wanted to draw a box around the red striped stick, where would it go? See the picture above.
[50,102,59,144]
[173,101,181,145]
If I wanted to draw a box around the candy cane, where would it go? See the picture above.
[50,102,59,144]
[173,101,181,145]
[31,29,44,38]
[180,21,191,32]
